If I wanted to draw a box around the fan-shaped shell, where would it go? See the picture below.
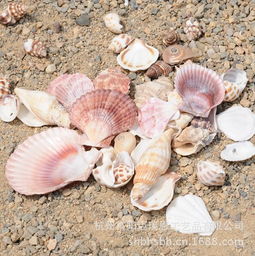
[109,34,133,53]
[0,3,26,25]
[114,132,137,154]
[70,89,137,145]
[0,77,11,97]
[162,29,180,46]
[5,128,101,195]
[93,68,130,94]
[103,13,123,34]
[184,17,202,41]
[197,160,225,186]
[166,194,216,236]
[24,39,47,58]
[174,63,225,117]
[117,39,159,72]
[145,61,172,79]
[0,95,20,122]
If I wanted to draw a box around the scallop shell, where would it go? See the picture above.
[175,63,225,117]
[197,160,225,186]
[47,74,94,110]
[103,13,123,34]
[162,29,180,46]
[162,44,200,65]
[5,128,101,195]
[145,61,172,79]
[0,95,20,122]
[216,105,255,141]
[222,69,248,102]
[0,3,26,25]
[114,132,137,154]
[117,39,159,72]
[15,88,70,128]
[109,34,133,53]
[0,77,11,97]
[166,194,216,236]
[24,39,47,58]
[220,141,255,162]
[184,17,202,41]
[131,171,181,212]
[70,89,137,145]
[93,67,130,94]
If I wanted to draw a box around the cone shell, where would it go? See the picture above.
[145,61,172,79]
[24,39,47,58]
[93,68,130,94]
[70,89,137,144]
[175,63,225,117]
[114,132,137,154]
[0,3,26,25]
[5,128,101,195]
[109,34,133,53]
[197,160,225,186]
[0,94,20,122]
[47,74,94,110]
[162,29,180,46]
[117,39,159,72]
[103,13,123,34]
[184,17,202,41]
[0,77,11,97]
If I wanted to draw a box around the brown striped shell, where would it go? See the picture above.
[162,29,180,46]
[145,61,172,79]
[0,77,11,98]
[24,39,47,58]
[0,3,26,25]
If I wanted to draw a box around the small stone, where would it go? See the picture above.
[151,8,159,15]
[47,239,57,251]
[76,14,90,26]
[76,215,84,223]
[179,157,191,167]
[2,236,12,245]
[52,22,62,33]
[194,183,201,191]
[128,72,136,80]
[211,210,221,220]
[57,0,64,7]
[232,213,241,222]
[46,64,56,74]
[29,236,38,246]
[131,210,142,217]
[55,233,63,242]
[121,215,134,223]
[38,196,47,204]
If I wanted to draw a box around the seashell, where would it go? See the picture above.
[134,77,173,108]
[184,17,202,41]
[0,95,20,122]
[70,89,137,145]
[168,112,193,136]
[117,39,159,72]
[93,67,130,94]
[5,128,101,195]
[166,194,216,236]
[0,3,26,25]
[162,44,200,65]
[109,34,133,53]
[162,29,180,46]
[132,129,174,201]
[145,61,172,79]
[114,132,137,154]
[24,39,47,58]
[15,88,70,128]
[131,171,181,212]
[103,13,123,34]
[175,63,225,117]
[197,160,225,186]
[47,74,94,110]
[216,105,255,141]
[0,77,11,97]
[220,141,255,162]
[222,69,248,102]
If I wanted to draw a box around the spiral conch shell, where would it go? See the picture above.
[109,34,133,54]
[103,13,123,34]
[24,39,47,58]
[162,29,180,46]
[184,17,202,41]
[145,61,172,79]
[0,3,27,25]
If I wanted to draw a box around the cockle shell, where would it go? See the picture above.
[103,13,123,34]
[197,160,225,186]
[70,89,137,145]
[222,69,248,102]
[131,171,181,212]
[0,77,11,97]
[145,61,172,79]
[0,95,20,122]
[220,141,255,162]
[175,63,225,117]
[15,88,70,128]
[216,105,255,141]
[117,39,159,72]
[93,68,130,94]
[184,17,202,41]
[162,29,180,46]
[162,44,200,65]
[166,194,216,236]
[109,34,133,53]
[0,3,26,25]
[5,128,101,195]
[114,132,137,154]
[47,74,94,110]
[24,39,47,58]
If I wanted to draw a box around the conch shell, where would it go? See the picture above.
[145,61,172,79]
[24,39,47,58]
[0,3,27,25]
[162,29,180,46]
[103,13,123,34]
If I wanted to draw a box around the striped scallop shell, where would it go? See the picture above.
[109,34,133,53]
[0,3,26,25]
[197,160,225,186]
[24,39,47,58]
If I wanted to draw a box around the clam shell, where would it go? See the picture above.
[109,34,133,53]
[114,132,136,154]
[145,61,172,79]
[162,29,180,46]
[103,13,123,34]
[0,3,26,25]
[184,17,202,41]
[70,89,137,145]
[175,63,225,117]
[166,194,216,236]
[0,77,11,97]
[197,160,225,186]
[5,128,101,195]
[117,39,159,72]
[24,39,47,58]
[0,95,20,122]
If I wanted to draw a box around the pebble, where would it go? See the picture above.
[179,157,192,167]
[29,236,38,246]
[131,210,142,217]
[46,64,56,74]
[47,238,57,251]
[121,215,134,223]
[76,14,91,26]
[151,8,159,15]
[128,72,137,80]
[211,210,221,220]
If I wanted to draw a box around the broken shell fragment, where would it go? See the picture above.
[103,12,123,34]
[24,39,47,58]
[114,132,137,154]
[0,95,20,122]
[184,17,202,41]
[109,34,133,53]
[0,77,11,97]
[145,61,172,79]
[162,29,180,46]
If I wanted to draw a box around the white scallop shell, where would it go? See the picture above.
[109,34,133,53]
[0,94,20,122]
[103,13,123,34]
[166,194,216,236]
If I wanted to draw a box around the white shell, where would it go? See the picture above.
[103,13,123,34]
[217,105,255,141]
[0,95,20,122]
[220,141,255,162]
[117,39,159,72]
[166,194,216,236]
[109,34,133,53]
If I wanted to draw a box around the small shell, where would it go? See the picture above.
[103,13,123,34]
[114,132,137,154]
[222,69,248,102]
[0,77,11,97]
[162,44,200,65]
[184,17,202,41]
[5,128,101,195]
[0,3,26,25]
[197,160,225,186]
[109,34,133,53]
[0,95,20,122]
[220,141,255,162]
[162,29,180,46]
[168,112,193,136]
[117,39,159,72]
[145,61,172,79]
[93,67,130,94]
[24,39,47,58]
